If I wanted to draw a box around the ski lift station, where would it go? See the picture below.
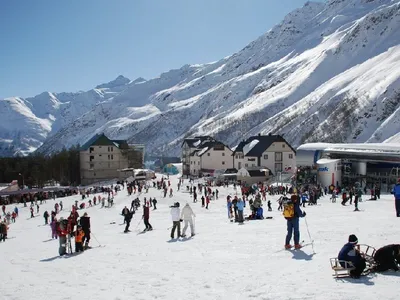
[296,143,400,191]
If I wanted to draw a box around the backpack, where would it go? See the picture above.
[283,200,295,219]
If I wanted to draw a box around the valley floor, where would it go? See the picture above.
[1,174,399,300]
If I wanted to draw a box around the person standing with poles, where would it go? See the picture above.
[283,194,306,249]
[181,203,196,237]
[124,210,133,233]
[80,212,91,249]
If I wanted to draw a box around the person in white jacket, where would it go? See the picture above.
[170,202,181,239]
[181,203,196,237]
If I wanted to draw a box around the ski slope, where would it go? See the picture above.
[1,174,399,300]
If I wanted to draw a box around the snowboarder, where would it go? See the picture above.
[391,178,400,217]
[170,202,181,239]
[283,194,306,249]
[80,212,91,249]
[338,234,366,278]
[181,203,196,237]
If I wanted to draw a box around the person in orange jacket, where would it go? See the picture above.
[75,225,85,253]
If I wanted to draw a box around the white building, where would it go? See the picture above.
[188,141,233,176]
[181,136,215,176]
[232,134,296,175]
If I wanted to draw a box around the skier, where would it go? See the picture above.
[122,206,130,224]
[60,201,63,210]
[267,200,272,211]
[0,221,8,242]
[75,225,85,253]
[80,212,91,249]
[56,218,69,255]
[30,206,34,218]
[124,210,133,233]
[391,178,400,217]
[181,203,196,237]
[373,244,400,272]
[14,206,18,217]
[36,204,40,214]
[50,218,58,239]
[152,198,157,210]
[43,211,49,225]
[237,198,244,224]
[338,234,366,278]
[142,204,153,232]
[170,202,181,239]
[283,194,306,249]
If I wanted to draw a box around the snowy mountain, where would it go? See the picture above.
[3,0,400,157]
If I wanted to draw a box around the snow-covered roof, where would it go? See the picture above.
[197,147,209,156]
[298,143,400,155]
[243,139,259,156]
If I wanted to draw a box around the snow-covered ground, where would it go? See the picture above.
[1,174,399,300]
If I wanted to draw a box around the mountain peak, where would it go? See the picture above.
[132,77,147,84]
[95,75,131,89]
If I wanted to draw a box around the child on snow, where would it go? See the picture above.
[75,226,85,253]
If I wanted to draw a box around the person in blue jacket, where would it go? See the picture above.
[338,234,366,278]
[284,194,306,249]
[391,178,400,217]
[237,198,244,224]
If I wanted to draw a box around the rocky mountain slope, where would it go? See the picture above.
[3,0,400,157]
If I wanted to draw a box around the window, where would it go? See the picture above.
[275,163,283,172]
[238,162,242,169]
[252,164,255,167]
[282,144,286,148]
[89,147,94,153]
[245,163,248,167]
[111,155,114,160]
[222,161,225,165]
[207,153,210,156]
[248,158,256,162]
[108,155,110,160]
[288,153,293,159]
[264,154,268,159]
[222,153,225,156]
[99,154,102,157]
[191,161,192,165]
[90,156,94,162]
[111,147,113,152]
[275,152,282,162]
[108,162,111,168]
[198,162,200,165]
[89,163,94,169]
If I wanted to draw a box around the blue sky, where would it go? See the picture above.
[0,0,322,98]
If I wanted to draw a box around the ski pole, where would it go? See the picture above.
[304,216,315,254]
[91,232,102,247]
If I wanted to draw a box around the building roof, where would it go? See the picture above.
[80,133,129,151]
[181,136,215,148]
[190,141,231,157]
[233,134,296,157]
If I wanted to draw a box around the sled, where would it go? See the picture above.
[357,244,376,266]
[330,258,355,277]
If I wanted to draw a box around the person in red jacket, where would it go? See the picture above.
[142,205,153,232]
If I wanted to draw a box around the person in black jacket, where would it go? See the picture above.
[79,212,91,249]
[373,244,400,272]
[124,211,133,233]
[122,206,130,224]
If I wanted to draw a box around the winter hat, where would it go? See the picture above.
[397,178,400,184]
[348,234,358,244]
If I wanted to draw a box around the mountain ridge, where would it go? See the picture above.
[2,0,400,157]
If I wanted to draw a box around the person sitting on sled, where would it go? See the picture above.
[338,234,366,278]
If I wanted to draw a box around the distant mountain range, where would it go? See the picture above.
[2,0,400,157]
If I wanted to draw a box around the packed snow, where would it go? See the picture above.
[1,173,399,300]
[243,139,259,156]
